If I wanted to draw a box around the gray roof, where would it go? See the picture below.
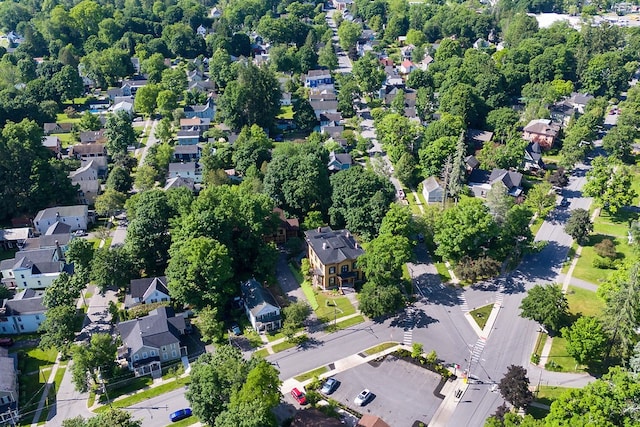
[2,289,46,315]
[0,228,31,242]
[117,306,184,354]
[310,100,339,112]
[163,176,195,191]
[177,130,200,138]
[304,227,364,266]
[489,168,523,189]
[526,142,542,162]
[45,221,72,236]
[79,130,105,144]
[423,176,442,192]
[241,279,280,318]
[22,234,70,251]
[173,144,201,155]
[309,92,337,101]
[34,205,88,222]
[570,92,594,106]
[130,276,169,301]
[0,350,16,394]
[465,155,480,169]
[169,162,198,174]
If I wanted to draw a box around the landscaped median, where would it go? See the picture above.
[93,376,190,413]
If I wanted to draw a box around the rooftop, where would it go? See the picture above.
[304,227,364,266]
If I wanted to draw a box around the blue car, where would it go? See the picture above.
[170,408,192,422]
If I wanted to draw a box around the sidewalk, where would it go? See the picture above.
[30,352,62,426]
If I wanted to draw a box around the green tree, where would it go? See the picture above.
[358,234,412,285]
[525,182,555,217]
[197,306,225,344]
[565,208,593,245]
[602,262,640,358]
[62,409,142,427]
[293,97,318,133]
[106,166,133,193]
[395,152,417,187]
[155,117,173,144]
[105,111,136,156]
[337,20,362,51]
[352,52,385,97]
[94,188,126,217]
[90,246,134,293]
[486,107,520,143]
[519,284,569,332]
[65,238,95,283]
[156,89,178,118]
[166,237,234,310]
[232,125,272,175]
[71,333,117,392]
[133,84,160,116]
[318,42,338,71]
[375,113,420,163]
[419,136,457,178]
[583,157,637,214]
[282,301,311,339]
[39,304,78,354]
[602,124,636,162]
[561,316,607,368]
[438,83,486,127]
[78,111,102,131]
[134,165,157,191]
[498,365,534,410]
[358,282,404,318]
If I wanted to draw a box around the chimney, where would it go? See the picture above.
[355,242,358,249]
[322,242,327,250]
[317,227,322,233]
[55,240,64,261]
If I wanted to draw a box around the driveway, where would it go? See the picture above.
[306,355,444,426]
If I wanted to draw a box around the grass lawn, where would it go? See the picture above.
[315,292,356,323]
[530,217,544,236]
[593,210,638,238]
[38,365,67,424]
[95,376,190,412]
[324,314,365,332]
[572,235,632,284]
[405,192,422,215]
[18,368,51,425]
[241,326,264,349]
[170,416,200,427]
[288,263,304,284]
[363,342,397,356]
[272,340,297,353]
[294,366,329,382]
[469,304,493,330]
[55,113,82,124]
[253,349,269,358]
[566,286,605,317]
[277,105,294,119]
[16,347,58,374]
[52,132,77,148]
[547,336,582,373]
[533,333,548,358]
[101,376,153,402]
[434,262,451,282]
[536,385,572,402]
[300,280,319,310]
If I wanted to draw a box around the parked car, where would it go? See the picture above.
[0,338,14,347]
[354,389,372,406]
[231,323,242,336]
[169,408,192,422]
[321,377,339,394]
[73,230,87,237]
[291,387,308,405]
[397,189,405,199]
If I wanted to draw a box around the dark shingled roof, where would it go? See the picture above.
[2,289,46,315]
[241,279,280,318]
[304,227,364,266]
[130,276,169,301]
[117,306,184,354]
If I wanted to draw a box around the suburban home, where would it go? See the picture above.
[321,125,344,137]
[183,98,216,120]
[69,160,100,205]
[196,24,207,37]
[116,306,187,377]
[188,80,215,93]
[241,278,282,332]
[124,276,170,309]
[310,100,339,119]
[304,70,333,90]
[327,151,352,172]
[265,208,299,244]
[522,142,545,172]
[42,136,61,155]
[168,162,203,183]
[399,59,416,74]
[0,289,47,334]
[568,92,594,114]
[69,143,108,171]
[21,221,72,252]
[319,112,343,127]
[209,6,221,17]
[422,177,445,204]
[468,168,524,198]
[109,101,134,116]
[120,78,148,96]
[163,176,196,192]
[88,99,110,110]
[0,347,18,425]
[79,130,106,144]
[418,55,434,71]
[304,227,364,290]
[523,119,560,150]
[464,155,480,173]
[180,117,210,134]
[43,122,73,135]
[173,144,202,162]
[466,129,494,150]
[280,92,292,106]
[0,228,32,250]
[332,0,353,10]
[107,87,124,100]
[33,205,89,235]
[176,130,200,145]
[0,245,70,290]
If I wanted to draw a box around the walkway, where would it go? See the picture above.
[30,352,63,426]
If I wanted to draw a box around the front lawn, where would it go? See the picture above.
[469,304,493,330]
[315,292,355,324]
[324,314,365,332]
[434,262,451,282]
[95,376,190,412]
[363,342,397,356]
[277,105,294,119]
[294,366,329,382]
[571,235,632,285]
[272,340,297,353]
[546,336,582,373]
[16,347,58,374]
[566,286,605,317]
[593,210,638,238]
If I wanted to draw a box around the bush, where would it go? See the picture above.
[592,256,615,269]
[531,353,540,364]
[307,375,321,391]
[306,390,321,406]
[545,360,562,371]
[412,343,424,359]
[127,301,170,319]
[594,238,616,259]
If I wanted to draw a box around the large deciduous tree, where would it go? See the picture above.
[62,408,142,427]
[583,157,637,214]
[519,284,569,332]
[105,110,136,157]
[358,234,412,285]
[358,281,404,318]
[90,245,135,293]
[39,304,78,354]
[71,333,117,392]
[565,208,593,245]
[231,125,272,175]
[498,365,534,410]
[352,52,385,97]
[561,316,607,368]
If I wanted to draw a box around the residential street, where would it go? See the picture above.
[125,385,190,427]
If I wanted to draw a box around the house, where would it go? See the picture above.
[176,130,200,145]
[473,38,490,49]
[0,347,18,425]
[281,92,292,106]
[210,6,221,18]
[321,125,344,137]
[21,221,72,251]
[357,415,391,427]
[163,176,195,192]
[69,160,100,205]
[168,162,203,183]
[173,144,202,162]
[33,205,89,235]
[400,45,414,60]
[109,101,134,116]
[188,80,215,93]
[180,117,210,134]
[466,129,494,150]
[568,92,594,114]
[304,70,333,89]
[0,228,33,250]
[310,100,339,119]
[327,151,352,172]
[183,98,216,120]
[0,289,47,334]
[88,99,110,110]
[125,276,170,309]
[69,143,108,171]
[399,59,416,74]
[79,130,106,144]
[522,142,545,172]
[465,155,480,173]
[131,57,141,74]
[523,119,560,150]
[418,55,434,71]
[43,122,73,135]
[42,136,61,155]
[304,227,364,290]
[196,24,207,37]
[550,100,574,126]
[116,306,187,377]
[265,208,299,244]
[422,177,445,204]
[468,168,523,198]
[0,246,70,289]
[241,278,282,332]
[120,78,148,96]
[332,0,353,10]
[319,112,343,127]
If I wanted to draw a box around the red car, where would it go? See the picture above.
[291,387,308,405]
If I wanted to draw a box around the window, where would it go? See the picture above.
[134,354,139,361]
[142,351,148,359]
[162,346,166,351]
[341,265,349,273]
[329,266,336,274]
[35,315,40,320]
[352,262,357,270]
[150,350,156,356]
[20,325,24,330]
[329,277,335,285]
[37,280,41,286]
[17,317,21,322]
[23,282,26,286]
[172,350,177,357]
[163,353,168,360]
[20,274,24,279]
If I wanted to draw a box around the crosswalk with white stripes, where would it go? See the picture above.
[458,292,469,312]
[470,337,486,363]
[403,308,415,346]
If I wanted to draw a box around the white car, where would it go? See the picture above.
[354,389,372,406]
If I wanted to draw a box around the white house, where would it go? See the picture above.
[304,70,333,90]
[109,101,134,116]
[0,228,32,250]
[0,289,47,334]
[0,246,70,290]
[241,279,282,332]
[33,205,89,235]
[125,276,170,309]
[422,177,445,204]
[168,162,203,183]
[0,347,18,424]
[69,160,100,205]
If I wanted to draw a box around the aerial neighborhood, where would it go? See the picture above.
[1,0,640,426]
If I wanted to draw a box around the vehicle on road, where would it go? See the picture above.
[291,387,308,405]
[397,189,405,199]
[231,323,242,336]
[169,408,192,422]
[354,389,372,406]
[321,377,339,394]
[73,230,87,237]
[560,197,570,208]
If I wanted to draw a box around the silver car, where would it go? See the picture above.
[354,389,372,406]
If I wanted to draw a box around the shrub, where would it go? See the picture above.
[307,375,321,391]
[545,360,562,371]
[531,353,540,364]
[412,343,424,359]
[306,390,321,406]
[592,256,615,269]
[127,301,170,319]
[425,350,438,365]
[594,238,616,259]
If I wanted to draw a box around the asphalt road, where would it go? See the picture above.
[125,385,190,427]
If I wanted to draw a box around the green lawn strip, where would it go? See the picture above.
[38,365,67,423]
[546,336,582,373]
[315,292,355,323]
[593,210,637,237]
[536,385,572,403]
[530,217,544,236]
[266,329,295,342]
[405,192,422,215]
[272,340,297,353]
[242,327,265,348]
[434,262,451,282]
[300,280,319,310]
[632,167,640,206]
[402,264,411,281]
[533,333,548,357]
[100,377,153,403]
[277,105,294,119]
[288,263,304,284]
[18,369,51,425]
[168,416,200,427]
[253,349,269,358]
[94,377,190,413]
[416,191,428,207]
[16,347,58,374]
[566,286,605,317]
[561,244,577,274]
[87,391,96,408]
[324,314,365,332]
[363,342,397,356]
[469,304,493,330]
[572,235,632,284]
[55,113,82,124]
[294,366,329,382]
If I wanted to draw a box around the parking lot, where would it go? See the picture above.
[323,355,444,426]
